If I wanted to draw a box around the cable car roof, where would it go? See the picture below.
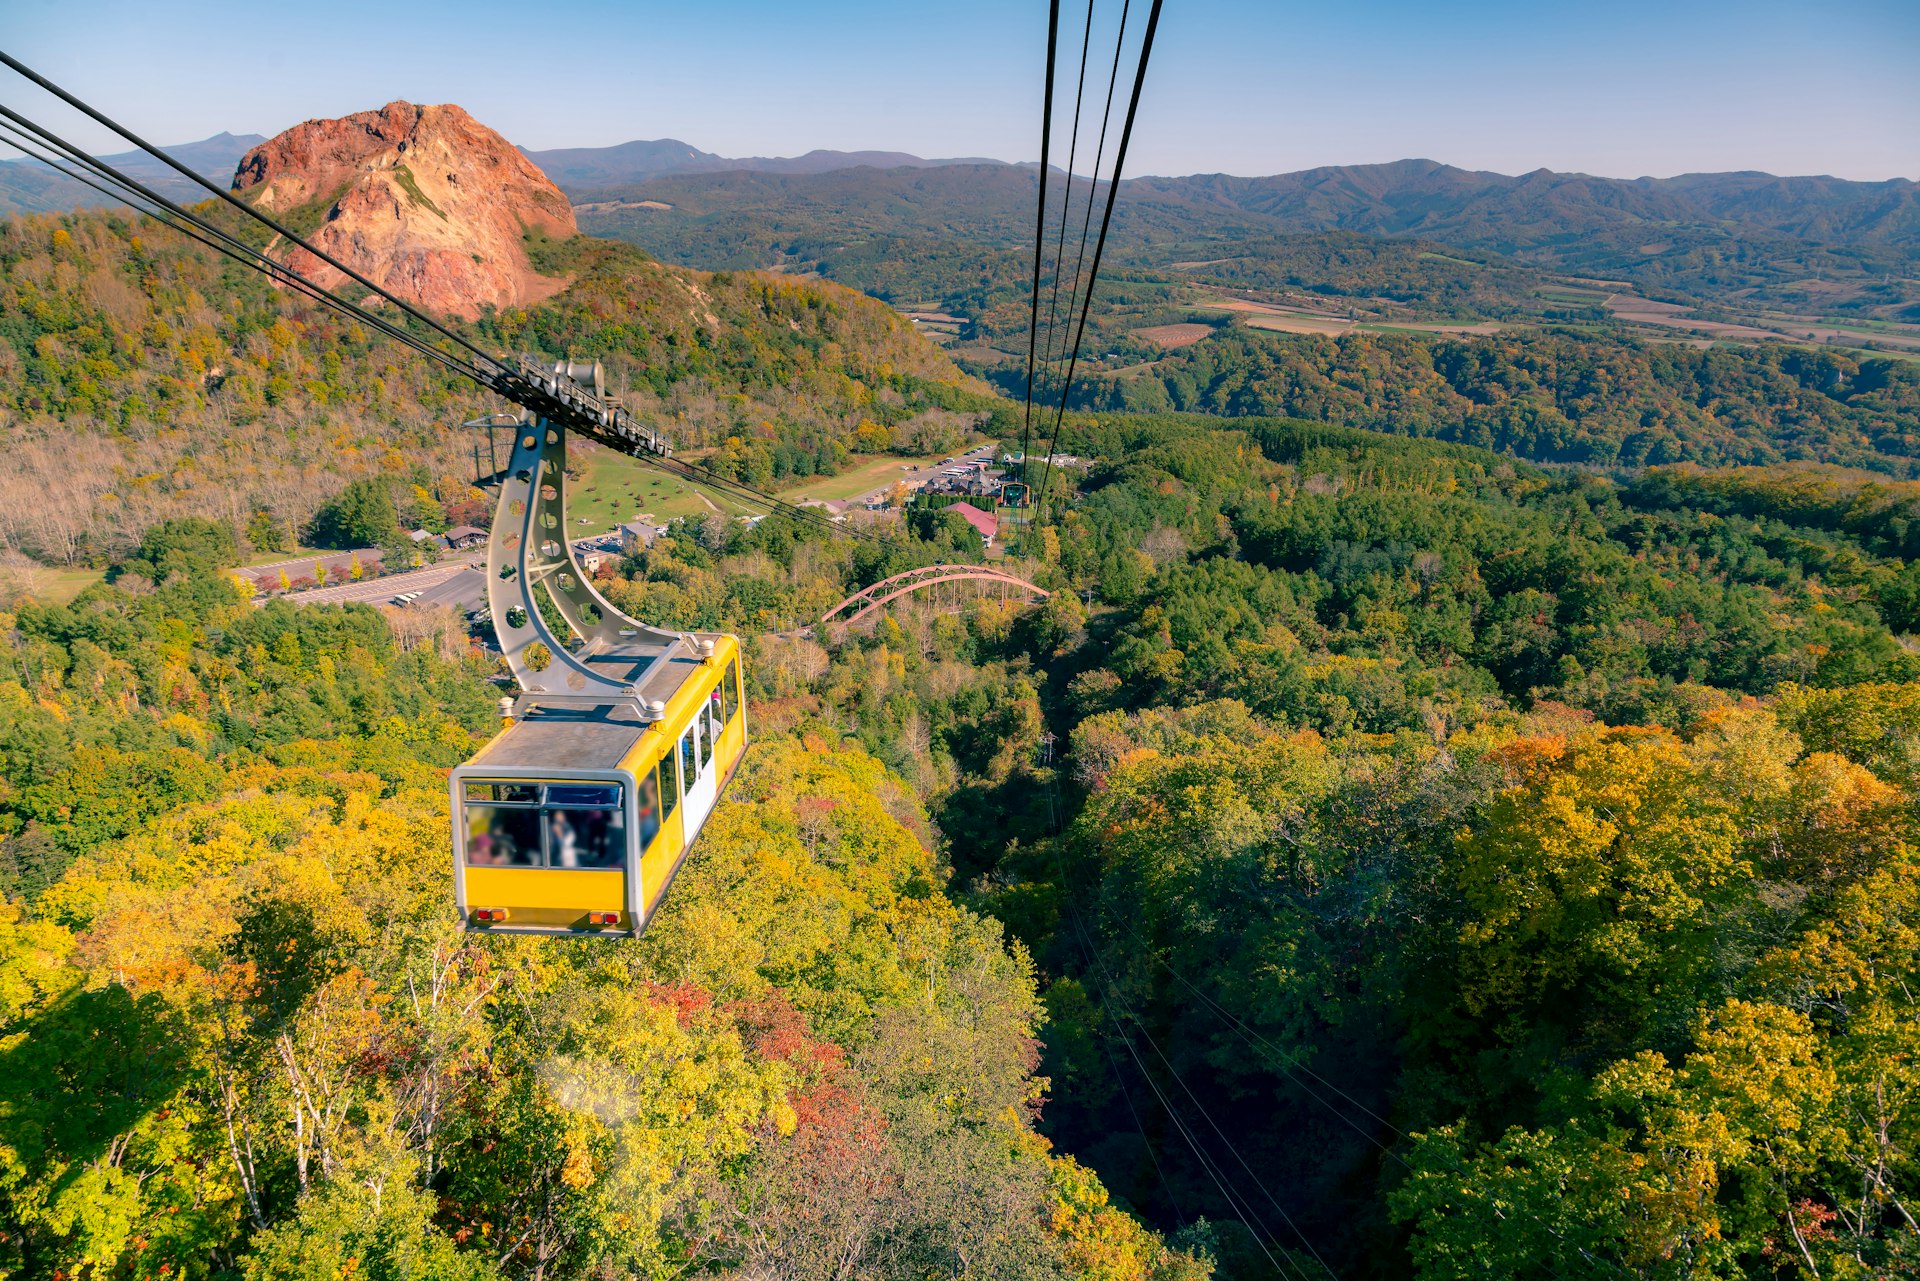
[578,646,718,708]
[467,703,653,772]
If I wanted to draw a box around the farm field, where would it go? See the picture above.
[1199,297,1353,334]
[1197,296,1503,338]
[1134,322,1215,349]
[1601,294,1781,339]
[1750,313,1920,353]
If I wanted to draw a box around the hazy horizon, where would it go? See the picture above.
[3,0,1916,183]
[18,130,1918,190]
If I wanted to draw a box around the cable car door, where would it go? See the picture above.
[680,713,718,838]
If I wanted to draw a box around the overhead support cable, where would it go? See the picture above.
[1062,904,1312,1281]
[1036,0,1098,400]
[1088,912,1622,1281]
[1017,0,1063,491]
[1051,0,1131,406]
[1032,0,1163,517]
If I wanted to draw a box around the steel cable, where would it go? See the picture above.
[1032,0,1163,517]
[1016,0,1063,492]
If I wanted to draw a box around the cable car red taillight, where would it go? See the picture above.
[473,908,509,923]
[585,911,619,927]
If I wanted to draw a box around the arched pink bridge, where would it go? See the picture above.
[818,563,1050,632]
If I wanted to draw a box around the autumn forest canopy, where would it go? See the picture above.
[3,131,1920,1281]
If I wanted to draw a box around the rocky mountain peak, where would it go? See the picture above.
[232,101,576,319]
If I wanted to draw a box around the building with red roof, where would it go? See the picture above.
[945,501,999,548]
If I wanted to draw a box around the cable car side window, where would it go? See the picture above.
[665,742,683,810]
[682,722,700,780]
[635,765,662,847]
[721,662,739,724]
[543,784,625,869]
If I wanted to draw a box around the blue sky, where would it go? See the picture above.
[4,0,1916,179]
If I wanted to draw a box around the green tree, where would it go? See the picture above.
[123,516,239,580]
[246,509,290,555]
[311,478,398,548]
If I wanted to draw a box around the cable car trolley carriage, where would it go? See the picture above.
[451,365,748,939]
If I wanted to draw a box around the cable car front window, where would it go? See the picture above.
[467,782,539,804]
[542,784,624,869]
[466,804,541,866]
[463,782,627,869]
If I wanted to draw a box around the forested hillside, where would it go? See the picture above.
[0,526,1204,1279]
[525,412,1920,1276]
[973,417,1920,1276]
[0,208,987,567]
[1087,327,1920,471]
[9,396,1920,1273]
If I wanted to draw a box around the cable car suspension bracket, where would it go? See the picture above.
[484,406,690,721]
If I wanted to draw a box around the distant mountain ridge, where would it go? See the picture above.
[521,138,1004,186]
[0,130,265,215]
[7,123,1916,270]
[1134,158,1920,252]
[0,129,1005,215]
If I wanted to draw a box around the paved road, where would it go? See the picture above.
[237,547,383,589]
[263,558,478,608]
[258,517,630,610]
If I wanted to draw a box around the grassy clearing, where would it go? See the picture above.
[25,545,355,607]
[35,567,104,605]
[567,447,744,530]
[778,452,963,504]
[239,545,330,568]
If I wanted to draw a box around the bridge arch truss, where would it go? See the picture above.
[819,563,1050,633]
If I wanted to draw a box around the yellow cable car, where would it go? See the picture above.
[450,370,748,938]
[451,636,747,936]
